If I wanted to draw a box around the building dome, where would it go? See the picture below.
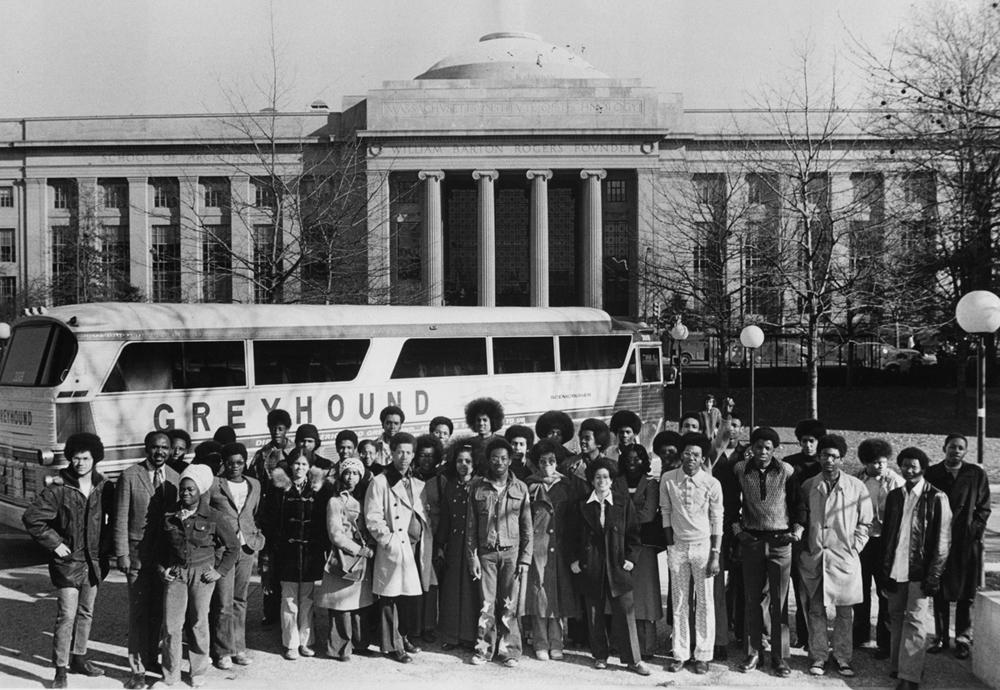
[416,31,608,80]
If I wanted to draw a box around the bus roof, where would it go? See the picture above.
[27,303,619,340]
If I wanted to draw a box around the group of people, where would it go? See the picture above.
[21,394,992,690]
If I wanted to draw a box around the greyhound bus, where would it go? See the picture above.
[0,303,664,526]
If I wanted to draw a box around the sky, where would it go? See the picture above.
[0,0,934,119]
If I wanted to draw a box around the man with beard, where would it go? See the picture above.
[925,434,991,659]
[23,433,114,688]
[209,442,264,669]
[365,432,433,663]
[115,431,179,689]
[467,438,533,667]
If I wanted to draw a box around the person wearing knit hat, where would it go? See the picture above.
[23,433,114,688]
[208,442,264,670]
[159,465,239,687]
[213,426,238,446]
[288,424,334,474]
[883,447,952,690]
[315,455,376,661]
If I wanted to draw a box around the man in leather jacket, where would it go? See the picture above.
[881,447,952,690]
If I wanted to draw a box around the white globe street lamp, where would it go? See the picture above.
[670,320,690,425]
[740,325,766,430]
[955,290,1000,465]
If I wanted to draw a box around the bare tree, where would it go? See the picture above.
[862,0,1000,402]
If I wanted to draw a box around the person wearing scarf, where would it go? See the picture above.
[525,440,584,660]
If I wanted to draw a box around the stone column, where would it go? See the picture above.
[472,169,499,307]
[526,169,552,307]
[418,170,445,306]
[127,177,151,298]
[580,169,607,309]
[366,170,391,305]
[23,179,47,297]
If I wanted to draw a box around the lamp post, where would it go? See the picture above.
[740,325,765,431]
[955,290,1000,466]
[669,320,689,425]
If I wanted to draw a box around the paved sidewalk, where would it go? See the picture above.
[0,527,990,690]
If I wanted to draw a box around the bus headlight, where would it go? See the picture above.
[37,449,56,465]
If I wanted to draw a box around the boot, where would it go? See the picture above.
[52,667,68,689]
[69,655,104,677]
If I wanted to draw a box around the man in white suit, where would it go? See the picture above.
[365,432,433,663]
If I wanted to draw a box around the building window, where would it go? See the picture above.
[0,228,13,262]
[0,276,14,310]
[151,225,181,302]
[100,180,127,209]
[151,178,178,209]
[201,178,229,209]
[253,224,281,303]
[50,180,74,210]
[605,179,627,203]
[98,224,131,290]
[903,172,936,206]
[0,187,13,208]
[50,225,74,305]
[254,180,276,208]
[202,224,232,303]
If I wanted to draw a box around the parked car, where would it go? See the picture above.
[881,347,937,373]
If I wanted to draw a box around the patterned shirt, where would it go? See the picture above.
[659,467,724,542]
[733,458,806,532]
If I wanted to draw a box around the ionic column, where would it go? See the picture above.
[580,169,606,309]
[472,169,499,307]
[526,169,552,307]
[418,170,445,306]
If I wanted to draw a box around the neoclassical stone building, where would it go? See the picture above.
[0,31,929,324]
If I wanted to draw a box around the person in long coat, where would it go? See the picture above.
[414,434,444,641]
[570,458,651,676]
[613,444,663,659]
[436,442,480,649]
[925,433,991,659]
[261,453,326,659]
[525,440,583,660]
[798,435,872,677]
[23,432,114,688]
[315,458,376,660]
[364,432,434,663]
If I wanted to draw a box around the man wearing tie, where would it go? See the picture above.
[115,431,179,689]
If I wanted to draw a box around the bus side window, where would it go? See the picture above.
[493,336,555,374]
[559,335,631,371]
[253,339,370,385]
[391,338,487,379]
[102,341,246,392]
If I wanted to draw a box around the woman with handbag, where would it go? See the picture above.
[315,458,376,661]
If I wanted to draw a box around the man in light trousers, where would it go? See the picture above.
[660,433,723,675]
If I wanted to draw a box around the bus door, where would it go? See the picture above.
[616,343,664,445]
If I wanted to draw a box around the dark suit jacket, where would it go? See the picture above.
[208,476,265,552]
[573,494,640,598]
[882,482,951,589]
[114,461,179,570]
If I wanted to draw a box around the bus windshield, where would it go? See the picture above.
[0,322,78,387]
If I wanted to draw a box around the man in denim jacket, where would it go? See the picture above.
[466,438,533,667]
